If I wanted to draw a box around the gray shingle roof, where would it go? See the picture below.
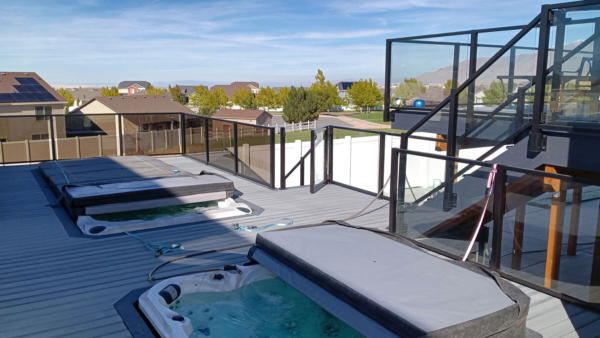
[117,81,151,89]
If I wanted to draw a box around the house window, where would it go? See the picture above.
[35,106,52,121]
[31,134,49,140]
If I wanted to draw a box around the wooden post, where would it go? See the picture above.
[98,135,102,156]
[0,141,3,163]
[164,129,168,149]
[25,139,31,162]
[568,187,583,256]
[189,127,193,145]
[75,136,80,158]
[151,131,155,151]
[511,203,526,270]
[544,189,567,288]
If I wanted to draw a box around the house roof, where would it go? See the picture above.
[177,85,207,96]
[0,72,67,104]
[67,88,102,102]
[210,82,259,99]
[117,81,151,89]
[72,95,194,114]
[336,82,356,91]
[213,109,271,120]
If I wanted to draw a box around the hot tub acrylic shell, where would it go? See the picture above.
[77,198,251,236]
[139,265,277,338]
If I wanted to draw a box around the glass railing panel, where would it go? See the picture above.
[122,113,181,156]
[278,130,311,188]
[332,128,380,193]
[184,115,207,162]
[454,26,539,154]
[476,29,528,70]
[54,114,118,160]
[396,153,492,264]
[390,35,471,108]
[542,5,600,128]
[237,124,271,185]
[499,168,600,305]
[0,116,52,163]
[207,119,235,172]
[410,102,450,137]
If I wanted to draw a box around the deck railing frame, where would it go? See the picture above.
[389,146,600,313]
[0,112,277,188]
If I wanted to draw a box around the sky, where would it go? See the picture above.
[1,0,568,88]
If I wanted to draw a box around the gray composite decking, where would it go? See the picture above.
[0,156,598,338]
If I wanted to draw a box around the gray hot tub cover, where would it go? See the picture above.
[39,156,234,216]
[248,221,530,338]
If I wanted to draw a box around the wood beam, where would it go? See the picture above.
[544,189,567,288]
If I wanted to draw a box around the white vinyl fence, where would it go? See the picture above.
[274,120,317,133]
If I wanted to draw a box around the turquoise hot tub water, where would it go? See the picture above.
[169,277,365,338]
[90,201,220,222]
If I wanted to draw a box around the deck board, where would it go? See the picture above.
[0,156,598,337]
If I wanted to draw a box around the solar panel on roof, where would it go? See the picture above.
[31,93,45,101]
[0,93,15,103]
[41,92,57,101]
[31,84,47,93]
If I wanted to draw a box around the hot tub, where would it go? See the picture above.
[139,265,364,338]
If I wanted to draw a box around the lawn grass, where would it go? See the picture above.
[347,112,390,125]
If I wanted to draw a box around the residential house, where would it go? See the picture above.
[117,81,151,95]
[0,72,66,146]
[177,85,207,105]
[210,82,259,100]
[212,109,272,126]
[335,81,356,100]
[68,87,102,108]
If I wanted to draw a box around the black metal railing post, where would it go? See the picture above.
[443,90,459,211]
[389,148,399,233]
[180,113,186,155]
[300,156,305,186]
[280,127,286,190]
[270,127,276,189]
[233,123,239,174]
[327,126,333,183]
[49,116,56,160]
[204,117,210,163]
[529,5,552,152]
[378,133,386,198]
[490,165,507,271]
[310,129,316,192]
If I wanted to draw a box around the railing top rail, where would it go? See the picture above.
[386,24,529,43]
[330,125,403,137]
[0,112,276,130]
[392,147,600,187]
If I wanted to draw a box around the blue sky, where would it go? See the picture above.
[1,0,566,87]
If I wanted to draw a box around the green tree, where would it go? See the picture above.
[309,69,343,113]
[146,84,164,95]
[443,79,468,103]
[394,78,427,101]
[257,86,278,110]
[282,87,319,123]
[169,85,185,105]
[232,87,258,109]
[189,86,231,116]
[482,81,505,106]
[101,86,119,97]
[56,88,74,114]
[346,78,383,115]
[275,86,290,107]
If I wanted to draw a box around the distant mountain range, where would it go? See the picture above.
[414,40,588,87]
